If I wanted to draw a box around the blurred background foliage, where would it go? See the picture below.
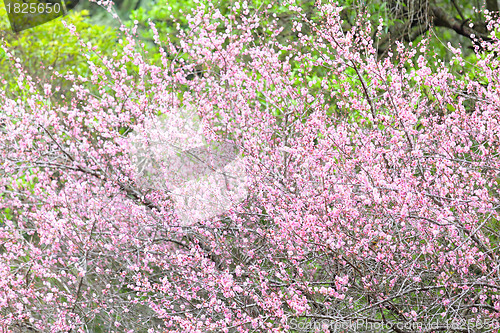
[0,5,120,100]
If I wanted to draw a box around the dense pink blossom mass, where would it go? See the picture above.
[1,0,500,332]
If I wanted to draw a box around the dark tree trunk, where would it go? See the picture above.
[487,0,499,13]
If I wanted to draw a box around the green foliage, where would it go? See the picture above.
[0,7,120,97]
[129,0,317,56]
[129,0,193,49]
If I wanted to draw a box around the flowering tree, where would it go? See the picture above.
[1,0,500,332]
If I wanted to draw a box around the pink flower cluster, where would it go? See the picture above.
[0,0,500,331]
